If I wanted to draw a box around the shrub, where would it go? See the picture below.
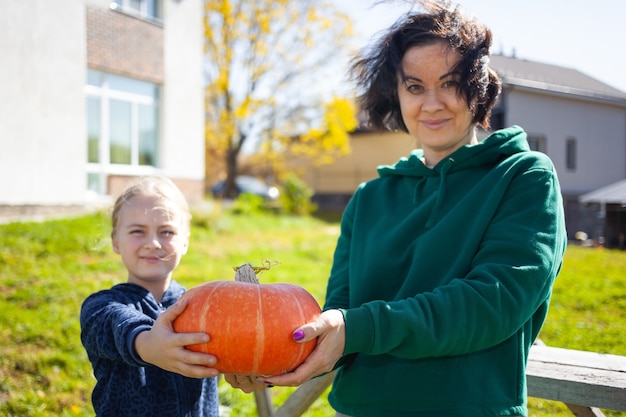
[279,174,317,216]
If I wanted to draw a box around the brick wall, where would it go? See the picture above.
[86,5,163,83]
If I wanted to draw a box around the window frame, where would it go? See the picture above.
[110,0,163,25]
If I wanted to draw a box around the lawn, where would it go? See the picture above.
[0,207,625,416]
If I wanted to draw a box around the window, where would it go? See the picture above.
[110,0,162,22]
[86,70,159,194]
[110,99,132,164]
[566,137,577,171]
[489,110,505,131]
[527,134,546,153]
[87,97,101,163]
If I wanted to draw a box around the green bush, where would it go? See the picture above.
[279,173,317,216]
[229,193,269,215]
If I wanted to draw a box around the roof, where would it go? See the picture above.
[490,54,626,106]
[579,179,626,204]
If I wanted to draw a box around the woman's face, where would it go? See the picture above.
[397,41,476,166]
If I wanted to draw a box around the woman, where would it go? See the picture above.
[239,2,567,416]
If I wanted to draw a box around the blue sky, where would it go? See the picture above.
[335,0,626,93]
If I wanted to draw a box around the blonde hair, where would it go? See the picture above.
[111,176,191,237]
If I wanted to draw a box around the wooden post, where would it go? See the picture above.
[253,371,335,417]
[255,388,274,417]
[272,372,336,417]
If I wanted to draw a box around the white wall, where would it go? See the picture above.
[0,0,87,205]
[160,0,205,180]
[505,89,626,194]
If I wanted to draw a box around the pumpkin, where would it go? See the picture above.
[173,264,321,376]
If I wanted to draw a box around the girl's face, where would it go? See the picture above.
[112,194,189,290]
[397,41,476,166]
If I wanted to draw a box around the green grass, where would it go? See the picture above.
[0,208,625,416]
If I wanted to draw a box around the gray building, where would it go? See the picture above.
[489,54,626,241]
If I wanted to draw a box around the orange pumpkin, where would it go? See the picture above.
[173,265,321,376]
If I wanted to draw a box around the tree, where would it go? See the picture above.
[204,0,358,198]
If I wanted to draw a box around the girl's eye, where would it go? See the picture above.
[161,230,176,237]
[130,229,143,235]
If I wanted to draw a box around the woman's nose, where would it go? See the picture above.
[422,89,444,111]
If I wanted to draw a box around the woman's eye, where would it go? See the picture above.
[161,230,176,237]
[406,84,423,94]
[442,79,459,89]
[130,229,143,235]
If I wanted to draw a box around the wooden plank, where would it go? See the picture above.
[527,345,626,412]
[529,345,626,372]
[564,404,606,417]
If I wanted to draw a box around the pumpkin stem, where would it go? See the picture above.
[234,264,260,284]
[234,260,280,283]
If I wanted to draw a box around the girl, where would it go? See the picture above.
[80,176,220,416]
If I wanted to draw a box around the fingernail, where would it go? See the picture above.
[293,330,305,341]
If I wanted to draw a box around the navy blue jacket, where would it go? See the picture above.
[80,281,219,417]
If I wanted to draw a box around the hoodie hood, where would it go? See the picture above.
[376,125,529,227]
[377,125,529,178]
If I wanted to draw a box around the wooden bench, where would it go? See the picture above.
[527,344,626,416]
[254,344,626,417]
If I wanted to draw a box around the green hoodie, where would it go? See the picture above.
[324,126,567,417]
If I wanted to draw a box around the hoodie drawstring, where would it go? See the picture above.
[412,176,427,206]
[425,157,454,228]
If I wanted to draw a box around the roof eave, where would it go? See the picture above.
[501,77,626,108]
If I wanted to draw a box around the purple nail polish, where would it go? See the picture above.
[293,330,305,341]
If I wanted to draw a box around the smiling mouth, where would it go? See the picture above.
[142,256,164,263]
[421,119,449,129]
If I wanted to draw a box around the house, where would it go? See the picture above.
[0,0,205,220]
[302,54,626,240]
[490,55,626,241]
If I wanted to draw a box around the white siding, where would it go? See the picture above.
[0,0,87,205]
[0,0,206,207]
[160,0,205,180]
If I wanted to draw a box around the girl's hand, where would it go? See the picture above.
[224,374,268,393]
[261,309,345,387]
[135,300,219,379]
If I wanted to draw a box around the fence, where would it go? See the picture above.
[254,342,626,417]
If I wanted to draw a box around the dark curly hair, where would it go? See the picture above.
[350,0,501,131]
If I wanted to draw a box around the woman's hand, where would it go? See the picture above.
[261,309,346,387]
[135,299,219,379]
